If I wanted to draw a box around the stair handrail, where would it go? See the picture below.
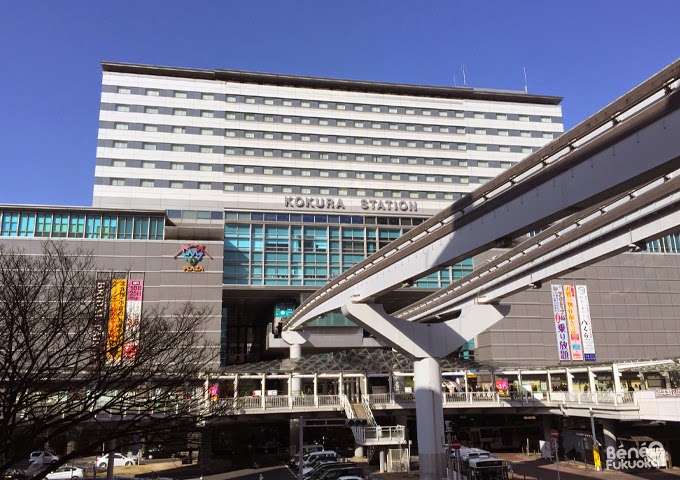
[340,394,365,444]
[361,395,378,427]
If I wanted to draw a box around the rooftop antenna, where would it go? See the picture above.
[461,65,467,87]
[523,67,528,93]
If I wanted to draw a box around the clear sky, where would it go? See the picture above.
[1,1,678,207]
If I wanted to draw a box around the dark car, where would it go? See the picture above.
[317,466,368,480]
[145,446,176,459]
[304,461,351,480]
[4,469,29,480]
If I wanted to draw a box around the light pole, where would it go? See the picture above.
[589,408,602,471]
[298,416,304,480]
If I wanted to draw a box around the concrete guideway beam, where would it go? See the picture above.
[341,300,508,358]
[287,89,680,331]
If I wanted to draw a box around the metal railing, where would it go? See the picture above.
[363,425,406,444]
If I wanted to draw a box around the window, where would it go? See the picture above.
[224,166,235,173]
[392,191,402,198]
[142,161,155,169]
[319,119,329,126]
[501,162,512,168]
[497,113,508,120]
[245,114,255,121]
[337,137,347,143]
[475,129,486,135]
[283,100,293,106]
[245,97,256,104]
[356,172,365,179]
[201,111,214,118]
[408,158,417,165]
[391,174,400,181]
[202,93,215,101]
[171,163,185,170]
[301,170,311,176]
[172,126,186,134]
[372,123,381,129]
[477,145,488,151]
[201,129,213,136]
[338,171,348,178]
[455,111,464,118]
[457,144,467,150]
[199,183,212,190]
[264,186,273,193]
[456,127,466,134]
[407,141,416,147]
[301,187,311,194]
[113,141,127,149]
[426,192,436,199]
[320,188,330,195]
[226,96,237,103]
[172,145,185,152]
[226,113,236,120]
[519,115,530,122]
[283,151,292,158]
[425,158,434,165]
[356,155,365,162]
[283,187,293,193]
[146,89,159,96]
[244,167,255,174]
[372,140,382,146]
[264,168,274,174]
[460,177,469,184]
[338,154,347,160]
[458,160,468,167]
[301,135,311,142]
[170,181,183,188]
[264,98,274,105]
[264,133,274,139]
[498,129,509,136]
[199,164,212,172]
[443,177,452,183]
[354,105,364,111]
[543,132,555,139]
[115,123,129,130]
[320,171,329,177]
[200,146,214,154]
[374,173,384,180]
[477,161,489,168]
[423,110,432,116]
[111,178,125,186]
[301,101,310,108]
[337,104,346,110]
[116,105,130,112]
[439,111,448,117]
[500,146,511,152]
[371,106,381,113]
[283,169,292,176]
[224,184,235,191]
[174,109,187,116]
[389,107,398,113]
[117,87,131,94]
[264,150,274,157]
[143,143,156,150]
[440,127,449,133]
[264,116,274,122]
[112,160,126,167]
[474,112,484,119]
[426,176,435,182]
[406,125,415,131]
[301,118,311,124]
[144,124,157,132]
[174,91,187,98]
[337,120,346,127]
[145,107,159,114]
[522,147,533,154]
[410,192,419,198]
[424,142,433,149]
[406,109,415,115]
[375,191,384,197]
[520,131,531,137]
[141,180,155,187]
[541,116,552,123]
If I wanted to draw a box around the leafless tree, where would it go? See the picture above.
[0,241,220,474]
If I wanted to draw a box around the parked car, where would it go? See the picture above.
[3,469,29,480]
[95,453,137,468]
[145,446,176,459]
[290,444,324,467]
[304,462,354,480]
[258,441,283,453]
[29,452,60,465]
[317,466,368,480]
[45,467,85,480]
[303,451,338,467]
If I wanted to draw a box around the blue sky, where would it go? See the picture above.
[1,1,678,206]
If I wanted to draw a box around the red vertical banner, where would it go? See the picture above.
[123,279,143,360]
[106,279,127,360]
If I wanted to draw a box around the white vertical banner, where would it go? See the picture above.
[550,285,571,361]
[563,284,584,361]
[575,285,596,361]
[123,279,143,360]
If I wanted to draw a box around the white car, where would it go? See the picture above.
[29,451,60,465]
[95,453,137,468]
[46,467,85,480]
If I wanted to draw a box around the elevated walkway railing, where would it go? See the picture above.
[363,426,406,445]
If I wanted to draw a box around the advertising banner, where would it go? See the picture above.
[92,279,110,353]
[106,279,127,360]
[123,279,143,360]
[550,284,571,361]
[575,285,596,361]
[563,284,584,361]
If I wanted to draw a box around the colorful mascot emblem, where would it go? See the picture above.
[174,244,213,271]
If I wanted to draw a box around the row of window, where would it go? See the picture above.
[107,177,477,200]
[222,222,474,286]
[107,137,539,155]
[111,85,559,123]
[107,158,501,179]
[0,211,165,240]
[108,117,559,140]
[222,211,426,226]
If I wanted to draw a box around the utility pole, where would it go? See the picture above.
[298,416,304,480]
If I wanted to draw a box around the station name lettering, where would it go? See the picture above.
[284,196,417,212]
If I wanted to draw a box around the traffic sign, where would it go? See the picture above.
[551,429,559,439]
[450,439,462,450]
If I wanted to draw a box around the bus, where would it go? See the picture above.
[451,446,510,480]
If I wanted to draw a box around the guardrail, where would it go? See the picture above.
[363,426,406,444]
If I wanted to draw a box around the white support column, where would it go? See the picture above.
[518,370,523,396]
[547,372,553,398]
[290,344,302,396]
[362,375,369,398]
[588,367,597,393]
[388,372,394,396]
[414,357,446,480]
[339,372,344,396]
[288,373,293,408]
[313,374,318,407]
[612,364,622,393]
[233,375,239,401]
[566,368,574,393]
[262,375,266,410]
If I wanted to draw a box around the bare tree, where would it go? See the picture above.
[0,241,220,474]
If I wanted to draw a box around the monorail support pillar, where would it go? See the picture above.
[414,357,446,480]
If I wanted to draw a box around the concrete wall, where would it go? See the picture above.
[475,251,680,366]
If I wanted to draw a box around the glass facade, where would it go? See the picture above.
[0,209,164,240]
[224,212,473,287]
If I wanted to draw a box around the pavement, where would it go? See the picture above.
[71,454,680,480]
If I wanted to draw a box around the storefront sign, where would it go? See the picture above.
[174,244,213,272]
[658,388,680,397]
[575,285,596,361]
[550,285,571,361]
[92,279,110,353]
[106,279,127,360]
